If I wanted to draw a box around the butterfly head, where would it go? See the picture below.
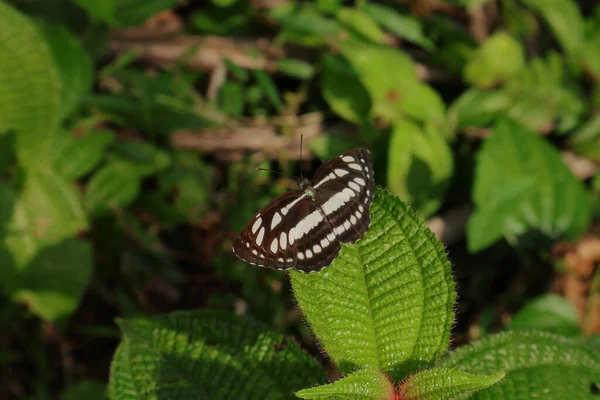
[298,178,316,198]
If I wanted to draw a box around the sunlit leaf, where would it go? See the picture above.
[296,368,393,400]
[291,188,456,381]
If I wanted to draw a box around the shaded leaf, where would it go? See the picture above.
[387,119,453,217]
[61,380,107,400]
[507,294,580,337]
[522,0,584,58]
[399,368,505,400]
[108,310,324,399]
[320,54,371,123]
[85,161,142,217]
[468,119,591,252]
[37,22,93,119]
[291,188,456,381]
[438,331,600,399]
[53,130,115,179]
[336,8,385,43]
[0,1,62,168]
[296,368,393,400]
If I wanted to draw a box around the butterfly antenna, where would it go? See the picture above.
[255,167,300,180]
[300,134,304,180]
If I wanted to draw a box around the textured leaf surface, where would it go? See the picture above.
[438,331,600,399]
[468,118,591,252]
[399,368,505,400]
[387,119,453,218]
[0,1,62,168]
[291,188,456,381]
[507,294,580,337]
[108,310,324,400]
[296,368,393,400]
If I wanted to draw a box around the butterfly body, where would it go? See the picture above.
[232,148,374,273]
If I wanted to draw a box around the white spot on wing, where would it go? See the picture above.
[252,249,258,255]
[271,212,282,229]
[306,249,313,258]
[349,182,361,192]
[280,232,287,250]
[321,237,330,247]
[289,227,296,245]
[354,177,366,186]
[314,175,332,188]
[322,191,352,216]
[270,238,278,253]
[294,210,323,240]
[252,218,262,234]
[342,156,354,162]
[298,253,304,260]
[342,188,355,198]
[313,244,322,253]
[349,163,362,171]
[351,215,357,224]
[256,227,265,246]
[335,169,349,177]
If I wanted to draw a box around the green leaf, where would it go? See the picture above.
[61,380,107,400]
[73,0,117,24]
[276,58,315,80]
[507,294,580,337]
[253,69,283,113]
[363,3,434,50]
[320,54,371,123]
[464,32,525,89]
[339,38,445,124]
[53,130,115,179]
[291,188,456,381]
[111,139,171,177]
[399,368,505,400]
[37,23,93,119]
[85,161,142,217]
[438,331,600,399]
[387,119,454,217]
[0,2,62,168]
[468,119,591,252]
[295,368,393,400]
[108,310,324,399]
[74,0,177,26]
[4,167,88,268]
[522,0,584,58]
[447,89,512,131]
[10,239,92,322]
[336,8,386,44]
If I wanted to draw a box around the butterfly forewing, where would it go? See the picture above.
[232,148,375,272]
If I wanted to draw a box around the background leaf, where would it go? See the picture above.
[291,188,456,381]
[468,118,591,251]
[438,331,600,399]
[108,310,325,400]
[0,1,62,168]
[506,294,580,337]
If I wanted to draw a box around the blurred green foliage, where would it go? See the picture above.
[0,0,599,398]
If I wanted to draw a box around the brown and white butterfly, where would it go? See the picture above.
[232,148,375,273]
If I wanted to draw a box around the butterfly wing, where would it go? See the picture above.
[311,148,375,243]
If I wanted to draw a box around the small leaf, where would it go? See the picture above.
[85,161,142,217]
[37,23,93,119]
[507,294,580,337]
[522,0,584,58]
[108,310,324,399]
[399,368,505,400]
[468,118,591,252]
[387,119,453,217]
[295,368,393,400]
[447,88,512,131]
[253,69,283,113]
[276,58,315,80]
[110,139,171,177]
[363,3,434,50]
[438,331,600,399]
[53,130,115,179]
[291,188,456,381]
[336,8,386,43]
[0,2,62,168]
[464,32,525,89]
[73,0,117,23]
[320,54,371,123]
[3,167,88,269]
[11,238,92,322]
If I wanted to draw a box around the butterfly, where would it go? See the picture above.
[232,148,375,273]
